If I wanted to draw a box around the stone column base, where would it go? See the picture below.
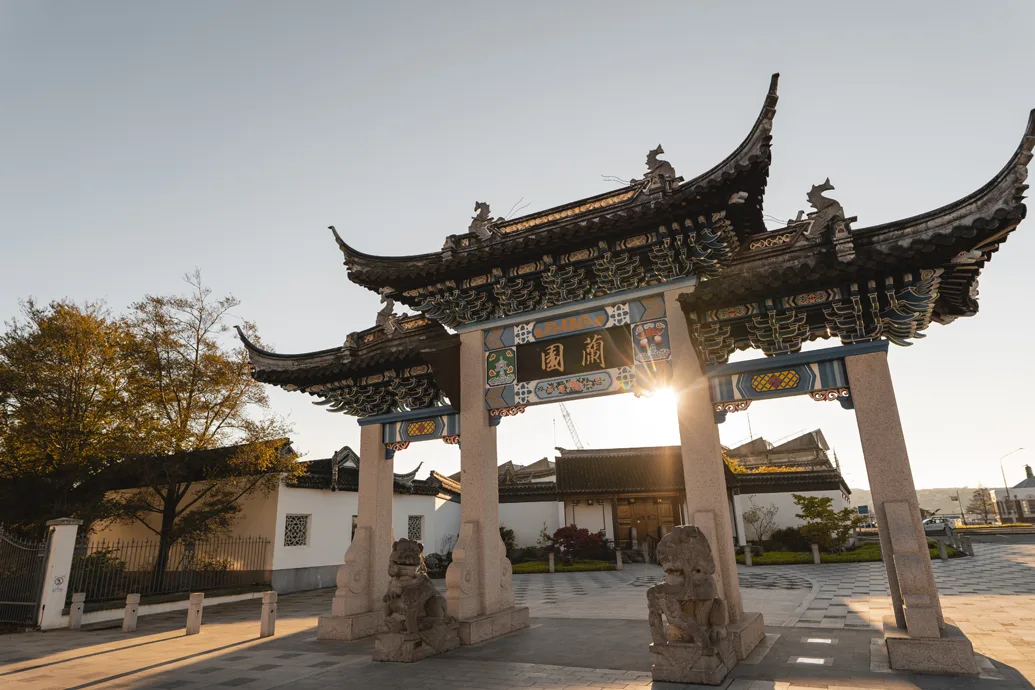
[458,606,530,645]
[373,621,460,663]
[317,612,380,641]
[650,639,735,686]
[883,616,979,675]
[728,611,766,660]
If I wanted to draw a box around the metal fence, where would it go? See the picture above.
[68,536,270,605]
[0,527,50,625]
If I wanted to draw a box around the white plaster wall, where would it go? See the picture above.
[499,502,559,547]
[430,497,461,555]
[272,485,358,571]
[568,499,611,537]
[736,490,851,539]
[390,495,461,555]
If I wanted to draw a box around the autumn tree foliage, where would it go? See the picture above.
[0,273,298,555]
[105,272,299,576]
[0,300,141,537]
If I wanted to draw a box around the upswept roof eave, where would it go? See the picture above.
[853,108,1033,242]
[332,74,781,290]
[235,325,349,372]
[678,72,779,196]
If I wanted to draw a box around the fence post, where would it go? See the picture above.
[615,549,623,571]
[185,592,204,635]
[38,518,82,631]
[260,591,277,638]
[548,552,555,574]
[811,543,821,565]
[937,538,949,562]
[123,594,141,633]
[68,593,85,630]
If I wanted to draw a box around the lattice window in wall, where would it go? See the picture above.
[284,514,310,547]
[407,515,424,542]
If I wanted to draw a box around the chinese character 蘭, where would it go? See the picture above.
[582,333,606,368]
[541,343,564,373]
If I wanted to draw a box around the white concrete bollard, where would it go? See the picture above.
[744,548,753,567]
[260,591,277,638]
[123,593,140,633]
[615,549,623,571]
[185,592,204,635]
[961,535,974,557]
[68,593,85,630]
[937,539,949,562]
[548,552,555,573]
[811,544,821,565]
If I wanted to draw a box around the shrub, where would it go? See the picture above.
[766,526,810,553]
[499,524,517,552]
[792,493,867,553]
[550,525,608,564]
[423,552,450,578]
[512,559,616,574]
[508,546,544,565]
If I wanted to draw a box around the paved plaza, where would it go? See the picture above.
[2,540,1035,689]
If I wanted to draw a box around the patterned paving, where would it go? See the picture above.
[2,542,1035,688]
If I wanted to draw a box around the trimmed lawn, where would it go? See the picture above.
[512,559,616,574]
[736,541,963,566]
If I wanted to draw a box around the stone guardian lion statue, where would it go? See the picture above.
[381,538,450,635]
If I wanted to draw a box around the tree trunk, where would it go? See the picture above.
[150,492,178,592]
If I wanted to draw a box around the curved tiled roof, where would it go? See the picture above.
[333,74,780,296]
[681,108,1034,321]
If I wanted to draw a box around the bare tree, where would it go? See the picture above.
[966,485,997,525]
[742,498,779,552]
[108,271,299,582]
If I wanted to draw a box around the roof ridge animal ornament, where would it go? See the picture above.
[804,178,856,263]
[376,288,400,336]
[636,145,680,194]
[646,145,677,179]
[468,201,498,240]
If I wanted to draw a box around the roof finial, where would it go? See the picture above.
[468,202,497,240]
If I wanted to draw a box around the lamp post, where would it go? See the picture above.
[999,447,1025,522]
[950,491,966,526]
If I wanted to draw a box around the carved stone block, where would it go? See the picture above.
[650,639,735,685]
[646,526,735,685]
[373,620,460,663]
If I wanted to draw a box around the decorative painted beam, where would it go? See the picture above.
[706,340,888,423]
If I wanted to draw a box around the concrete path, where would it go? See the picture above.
[1,542,1034,689]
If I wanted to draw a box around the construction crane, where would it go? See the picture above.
[559,403,585,450]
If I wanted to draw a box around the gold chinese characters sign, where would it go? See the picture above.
[515,325,634,383]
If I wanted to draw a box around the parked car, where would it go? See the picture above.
[922,516,955,535]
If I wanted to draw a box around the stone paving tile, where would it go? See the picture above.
[2,542,1035,688]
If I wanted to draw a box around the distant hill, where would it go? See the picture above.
[849,487,987,516]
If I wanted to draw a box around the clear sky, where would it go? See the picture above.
[2,1,1034,492]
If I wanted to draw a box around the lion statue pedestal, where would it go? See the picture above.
[373,538,459,663]
[647,526,735,685]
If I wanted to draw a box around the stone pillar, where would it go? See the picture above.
[845,351,942,633]
[38,518,81,631]
[732,494,748,547]
[260,591,277,637]
[846,349,976,674]
[665,289,764,660]
[185,592,204,635]
[122,594,140,633]
[68,593,85,629]
[445,329,528,644]
[318,421,394,640]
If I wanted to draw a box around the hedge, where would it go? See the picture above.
[511,559,616,574]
